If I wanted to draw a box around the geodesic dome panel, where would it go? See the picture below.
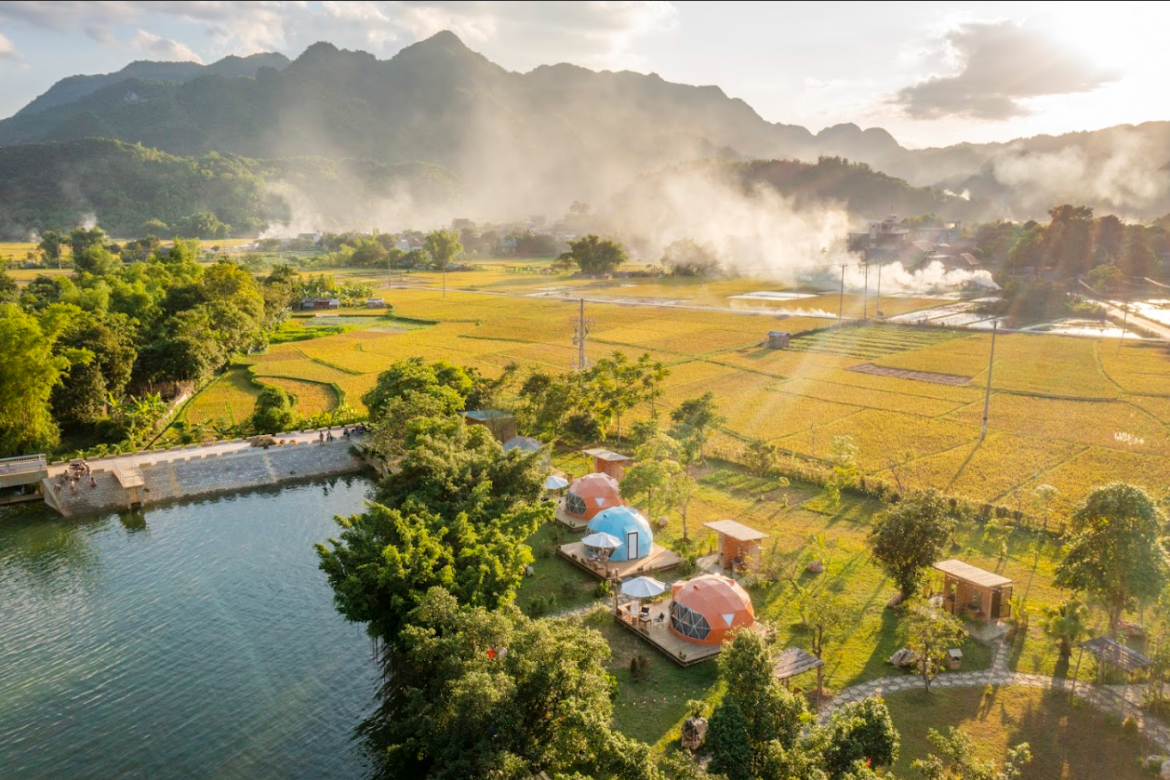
[670,600,711,641]
[565,492,587,516]
[668,574,755,646]
[563,473,622,520]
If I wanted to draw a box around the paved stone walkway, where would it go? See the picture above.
[820,640,1170,753]
[47,425,361,477]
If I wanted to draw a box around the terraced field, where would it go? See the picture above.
[181,281,1170,515]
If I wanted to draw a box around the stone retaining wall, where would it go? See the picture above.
[43,440,366,517]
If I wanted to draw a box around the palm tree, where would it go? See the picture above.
[1042,599,1089,660]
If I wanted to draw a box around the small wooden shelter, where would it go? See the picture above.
[767,331,790,349]
[933,559,1012,623]
[582,448,632,480]
[704,519,767,571]
[1071,636,1152,695]
[773,647,823,686]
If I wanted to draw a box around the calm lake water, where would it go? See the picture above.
[0,476,379,780]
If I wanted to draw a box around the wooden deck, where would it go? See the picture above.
[557,542,683,580]
[553,500,591,530]
[614,601,724,667]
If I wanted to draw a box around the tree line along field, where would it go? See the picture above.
[184,282,1170,517]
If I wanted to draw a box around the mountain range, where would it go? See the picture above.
[1,30,1168,238]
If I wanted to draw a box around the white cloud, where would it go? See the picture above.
[892,20,1120,121]
[0,1,677,67]
[129,29,203,62]
[0,29,17,58]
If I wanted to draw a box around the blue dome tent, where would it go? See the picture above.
[586,506,653,562]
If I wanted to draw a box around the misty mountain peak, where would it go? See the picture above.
[392,30,485,64]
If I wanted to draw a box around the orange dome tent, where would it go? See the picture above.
[668,574,755,646]
[562,472,623,522]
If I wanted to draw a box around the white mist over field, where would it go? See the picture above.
[991,132,1170,218]
[611,164,995,294]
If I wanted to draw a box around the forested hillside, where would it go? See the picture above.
[0,139,459,239]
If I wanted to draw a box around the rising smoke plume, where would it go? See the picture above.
[608,162,995,293]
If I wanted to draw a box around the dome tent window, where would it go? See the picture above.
[565,492,587,516]
[670,600,711,641]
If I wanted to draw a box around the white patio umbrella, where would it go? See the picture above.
[581,531,622,551]
[543,474,570,490]
[621,576,667,599]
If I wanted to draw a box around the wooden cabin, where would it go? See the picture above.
[933,559,1012,623]
[704,519,767,571]
[582,448,632,481]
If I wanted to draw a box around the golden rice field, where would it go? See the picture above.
[181,280,1170,517]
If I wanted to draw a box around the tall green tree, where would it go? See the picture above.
[38,230,64,267]
[371,587,659,780]
[0,303,88,455]
[559,234,627,275]
[814,698,900,780]
[376,417,547,520]
[1123,234,1158,279]
[318,419,549,643]
[424,228,463,296]
[869,489,952,601]
[72,244,122,277]
[1054,482,1170,634]
[68,226,108,258]
[361,357,473,458]
[824,434,860,506]
[1041,598,1090,662]
[587,351,666,441]
[1044,204,1095,277]
[0,267,19,304]
[622,434,688,528]
[251,385,296,434]
[669,391,724,463]
[50,312,137,427]
[707,629,807,779]
[902,597,966,693]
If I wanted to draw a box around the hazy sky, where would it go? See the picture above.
[0,1,1165,148]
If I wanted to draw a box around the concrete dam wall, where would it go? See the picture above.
[44,438,367,517]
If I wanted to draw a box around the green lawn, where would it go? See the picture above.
[512,451,1149,753]
[883,686,1152,780]
[582,608,721,747]
[515,521,603,617]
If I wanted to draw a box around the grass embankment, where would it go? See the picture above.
[884,686,1151,780]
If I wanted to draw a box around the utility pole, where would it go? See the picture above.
[875,263,882,318]
[576,297,588,371]
[442,263,447,298]
[1117,294,1129,356]
[980,319,998,441]
[838,264,846,320]
[862,261,869,320]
